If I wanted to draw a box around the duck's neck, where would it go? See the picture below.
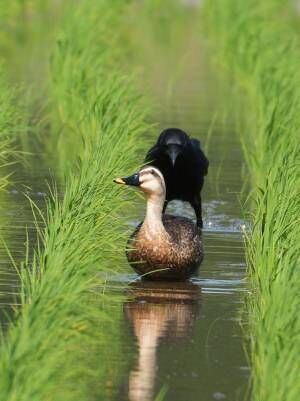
[142,193,167,238]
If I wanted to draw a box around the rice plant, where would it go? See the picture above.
[0,1,150,400]
[204,1,300,400]
[0,1,68,154]
[0,71,27,189]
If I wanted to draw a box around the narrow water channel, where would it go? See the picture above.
[0,5,249,401]
[107,19,249,401]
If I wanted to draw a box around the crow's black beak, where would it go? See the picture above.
[166,144,181,166]
[113,173,140,186]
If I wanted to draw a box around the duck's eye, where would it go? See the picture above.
[150,169,155,175]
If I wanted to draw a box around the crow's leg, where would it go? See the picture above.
[163,200,168,214]
[191,195,203,228]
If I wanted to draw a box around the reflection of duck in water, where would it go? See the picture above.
[114,167,203,280]
[124,281,201,401]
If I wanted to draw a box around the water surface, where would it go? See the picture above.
[112,14,249,401]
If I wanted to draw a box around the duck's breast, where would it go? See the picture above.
[127,215,203,269]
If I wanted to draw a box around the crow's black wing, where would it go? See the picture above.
[191,138,209,175]
[144,144,160,164]
[191,138,201,148]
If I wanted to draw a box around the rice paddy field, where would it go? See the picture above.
[0,1,299,401]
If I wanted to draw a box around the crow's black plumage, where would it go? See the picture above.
[144,128,209,228]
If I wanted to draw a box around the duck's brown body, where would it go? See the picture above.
[126,215,203,280]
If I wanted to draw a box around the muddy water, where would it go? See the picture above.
[112,18,249,401]
[0,164,57,325]
[0,12,249,401]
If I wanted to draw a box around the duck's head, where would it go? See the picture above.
[158,128,189,166]
[114,166,165,197]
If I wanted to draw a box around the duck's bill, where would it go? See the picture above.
[113,177,126,185]
[113,173,140,186]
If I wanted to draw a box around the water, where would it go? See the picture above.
[111,13,249,401]
[0,8,249,401]
[109,226,248,401]
[0,163,56,325]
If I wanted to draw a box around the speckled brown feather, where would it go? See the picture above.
[126,214,203,280]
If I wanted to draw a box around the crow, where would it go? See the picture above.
[144,128,209,228]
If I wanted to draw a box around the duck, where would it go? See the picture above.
[114,166,203,280]
[144,128,209,228]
